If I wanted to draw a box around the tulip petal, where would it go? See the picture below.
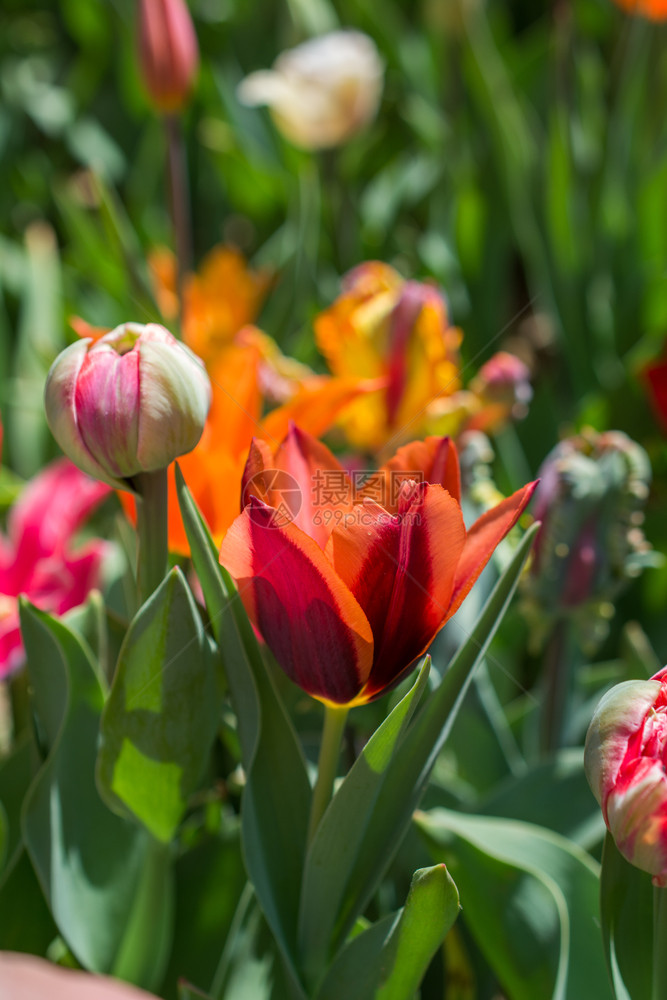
[45,339,124,487]
[240,438,275,507]
[327,483,466,700]
[261,424,352,547]
[220,498,373,704]
[385,281,431,425]
[75,346,141,478]
[448,481,538,618]
[207,340,265,461]
[262,375,380,443]
[0,951,159,999]
[7,458,109,565]
[374,435,461,510]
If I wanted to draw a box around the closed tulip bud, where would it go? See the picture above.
[465,351,533,433]
[138,0,199,113]
[585,669,667,885]
[45,323,211,491]
[237,30,384,150]
[522,428,657,651]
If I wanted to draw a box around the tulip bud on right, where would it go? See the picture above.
[521,429,657,651]
[585,670,667,886]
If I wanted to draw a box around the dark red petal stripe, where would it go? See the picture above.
[220,498,373,704]
[328,483,466,700]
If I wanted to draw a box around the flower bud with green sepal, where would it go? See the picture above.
[521,428,658,653]
[45,323,211,493]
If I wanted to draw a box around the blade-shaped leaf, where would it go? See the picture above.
[0,803,6,875]
[324,523,538,953]
[0,847,58,953]
[161,824,247,998]
[417,808,609,1000]
[19,601,172,986]
[478,748,605,851]
[315,916,397,1000]
[176,469,311,995]
[298,659,431,980]
[0,734,36,870]
[600,831,653,1000]
[7,222,63,478]
[316,864,459,1000]
[376,864,460,1000]
[97,566,219,843]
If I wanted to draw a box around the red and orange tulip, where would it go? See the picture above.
[220,426,537,706]
[314,262,532,453]
[314,262,462,453]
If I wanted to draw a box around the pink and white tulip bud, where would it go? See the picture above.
[237,30,384,150]
[44,323,211,491]
[585,668,667,886]
[138,0,199,114]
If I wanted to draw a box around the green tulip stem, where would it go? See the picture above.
[165,112,192,327]
[135,468,169,607]
[653,886,667,1000]
[540,618,578,755]
[307,703,349,845]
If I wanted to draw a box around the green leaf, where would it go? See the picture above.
[478,749,606,851]
[417,808,609,1000]
[7,222,63,478]
[0,734,37,869]
[176,470,311,995]
[0,802,6,874]
[63,589,121,686]
[0,847,58,954]
[298,659,431,981]
[375,864,460,1000]
[97,567,219,843]
[316,864,459,1000]
[315,915,397,1000]
[599,831,653,1000]
[160,824,247,1000]
[321,522,539,955]
[210,888,275,1000]
[19,601,172,985]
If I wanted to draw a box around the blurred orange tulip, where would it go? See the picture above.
[611,0,667,18]
[148,244,271,362]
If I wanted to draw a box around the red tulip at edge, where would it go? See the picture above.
[220,425,537,707]
[644,352,667,434]
[138,0,199,113]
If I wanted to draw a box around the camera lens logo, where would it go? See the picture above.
[242,469,303,528]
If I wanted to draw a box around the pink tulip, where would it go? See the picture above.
[137,0,199,113]
[0,458,110,678]
[0,951,158,1000]
[585,667,667,885]
[44,323,211,491]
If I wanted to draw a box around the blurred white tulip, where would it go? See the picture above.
[237,30,384,150]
